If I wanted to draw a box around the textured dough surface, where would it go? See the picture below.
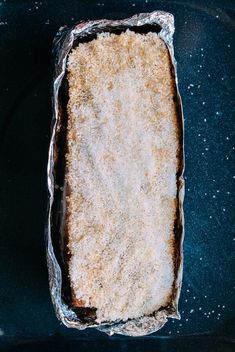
[66,30,179,323]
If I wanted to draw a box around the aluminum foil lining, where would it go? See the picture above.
[46,11,185,337]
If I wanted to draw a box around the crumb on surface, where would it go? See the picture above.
[66,30,179,323]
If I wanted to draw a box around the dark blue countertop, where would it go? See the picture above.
[0,0,234,351]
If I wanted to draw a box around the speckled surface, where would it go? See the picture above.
[0,0,234,350]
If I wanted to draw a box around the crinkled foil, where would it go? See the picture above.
[46,11,185,337]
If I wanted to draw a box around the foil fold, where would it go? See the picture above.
[47,11,185,336]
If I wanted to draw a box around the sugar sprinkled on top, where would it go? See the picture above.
[66,30,179,323]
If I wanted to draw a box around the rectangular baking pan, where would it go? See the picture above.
[46,10,185,336]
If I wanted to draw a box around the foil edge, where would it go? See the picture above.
[46,10,185,337]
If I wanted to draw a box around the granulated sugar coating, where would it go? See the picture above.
[66,30,180,323]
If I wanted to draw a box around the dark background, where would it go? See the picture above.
[0,0,234,351]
